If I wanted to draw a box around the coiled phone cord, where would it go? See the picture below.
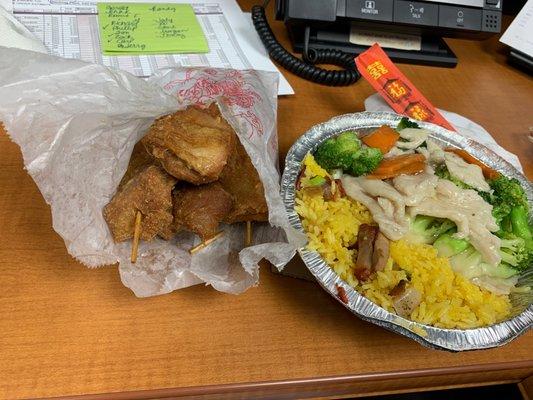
[251,3,360,86]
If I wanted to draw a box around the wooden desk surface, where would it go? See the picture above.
[1,2,532,399]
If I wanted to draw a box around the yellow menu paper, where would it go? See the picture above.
[97,3,209,55]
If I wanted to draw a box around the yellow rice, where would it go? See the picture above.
[295,154,511,329]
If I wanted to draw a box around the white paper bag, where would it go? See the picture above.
[0,47,302,297]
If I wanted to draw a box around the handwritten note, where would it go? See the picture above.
[97,3,208,55]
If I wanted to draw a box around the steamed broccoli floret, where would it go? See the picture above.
[346,146,383,176]
[499,231,532,273]
[403,215,455,245]
[435,170,531,230]
[314,131,361,171]
[433,232,470,258]
[490,201,513,226]
[397,117,420,131]
[448,245,519,279]
[314,131,383,177]
[434,231,530,275]
[497,215,513,234]
[510,205,533,249]
[490,175,528,210]
[486,175,529,226]
[434,164,473,190]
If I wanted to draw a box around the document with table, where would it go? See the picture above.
[10,0,294,95]
[500,0,533,58]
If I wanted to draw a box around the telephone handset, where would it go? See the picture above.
[251,1,361,86]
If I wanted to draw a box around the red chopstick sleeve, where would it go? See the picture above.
[355,43,455,131]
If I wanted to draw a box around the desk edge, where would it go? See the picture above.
[48,359,533,400]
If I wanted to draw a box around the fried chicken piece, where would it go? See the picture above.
[157,222,178,241]
[141,104,235,184]
[173,182,233,241]
[219,138,268,223]
[118,141,155,188]
[104,165,177,242]
[109,143,177,241]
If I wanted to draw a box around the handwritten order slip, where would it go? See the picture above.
[97,3,209,55]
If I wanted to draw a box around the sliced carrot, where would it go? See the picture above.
[368,161,426,180]
[367,154,426,180]
[445,148,500,180]
[361,125,400,154]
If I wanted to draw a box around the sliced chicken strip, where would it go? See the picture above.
[444,152,490,192]
[351,177,407,220]
[435,180,498,231]
[395,128,430,150]
[377,197,395,218]
[409,198,471,238]
[393,172,438,206]
[411,179,500,265]
[468,224,501,267]
[384,147,414,158]
[341,176,409,240]
[426,139,445,164]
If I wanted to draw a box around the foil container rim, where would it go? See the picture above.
[281,111,533,352]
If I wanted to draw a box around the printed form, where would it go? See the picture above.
[500,0,533,58]
[11,0,294,95]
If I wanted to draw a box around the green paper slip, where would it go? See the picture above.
[97,3,209,55]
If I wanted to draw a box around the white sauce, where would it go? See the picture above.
[341,175,410,241]
[339,132,510,295]
[396,128,430,150]
[444,152,491,192]
[384,128,429,157]
[471,276,519,296]
[341,175,501,266]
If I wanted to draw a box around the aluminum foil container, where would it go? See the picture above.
[281,111,532,351]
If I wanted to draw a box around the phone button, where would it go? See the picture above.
[393,0,438,26]
[346,0,394,22]
[439,5,482,30]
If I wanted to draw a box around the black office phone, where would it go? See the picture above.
[252,0,503,85]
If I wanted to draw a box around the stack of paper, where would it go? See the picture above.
[500,0,533,58]
[9,0,294,95]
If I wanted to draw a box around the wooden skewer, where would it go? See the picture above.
[245,221,253,247]
[131,210,142,263]
[189,231,224,255]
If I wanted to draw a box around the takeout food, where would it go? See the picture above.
[295,118,532,329]
[104,103,268,256]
